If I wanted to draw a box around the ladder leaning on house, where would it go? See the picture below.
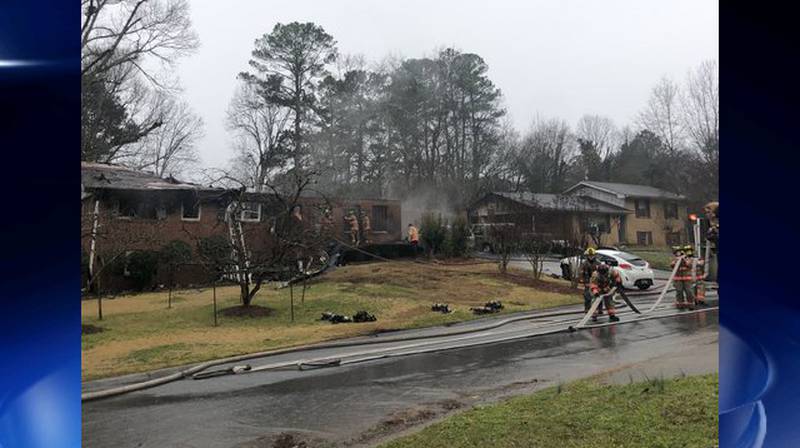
[225,205,252,286]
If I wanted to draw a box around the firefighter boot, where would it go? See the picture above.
[609,315,620,322]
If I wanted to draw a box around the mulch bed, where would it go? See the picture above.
[82,324,106,335]
[219,305,275,318]
[488,272,577,295]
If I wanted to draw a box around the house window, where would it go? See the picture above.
[181,199,201,221]
[582,215,611,234]
[636,231,653,246]
[240,202,261,222]
[664,202,678,219]
[114,197,138,219]
[372,205,388,232]
[635,199,651,218]
[666,232,682,246]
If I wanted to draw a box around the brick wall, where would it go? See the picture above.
[82,192,402,292]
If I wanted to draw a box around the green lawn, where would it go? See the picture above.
[381,374,719,448]
[626,246,674,271]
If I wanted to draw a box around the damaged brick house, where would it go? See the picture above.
[467,181,688,248]
[81,163,401,291]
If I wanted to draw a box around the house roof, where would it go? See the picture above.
[490,192,629,214]
[81,162,224,193]
[563,181,685,200]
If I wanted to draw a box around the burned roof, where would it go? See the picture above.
[491,192,629,214]
[564,181,685,200]
[81,162,224,193]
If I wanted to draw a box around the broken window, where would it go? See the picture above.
[240,202,261,222]
[181,198,201,221]
[636,231,653,246]
[114,197,138,219]
[634,199,651,218]
[372,205,388,231]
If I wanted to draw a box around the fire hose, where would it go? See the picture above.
[190,298,719,380]
[82,252,717,401]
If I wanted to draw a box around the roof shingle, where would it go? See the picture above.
[565,181,685,200]
[492,192,629,213]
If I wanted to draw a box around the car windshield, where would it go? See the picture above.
[615,252,648,266]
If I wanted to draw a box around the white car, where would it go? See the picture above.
[560,249,655,290]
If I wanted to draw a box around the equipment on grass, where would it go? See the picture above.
[431,303,452,313]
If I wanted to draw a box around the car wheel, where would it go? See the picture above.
[637,283,651,290]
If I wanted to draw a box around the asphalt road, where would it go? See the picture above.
[83,290,718,448]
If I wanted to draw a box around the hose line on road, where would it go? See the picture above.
[82,286,716,402]
[81,305,610,402]
[191,303,719,380]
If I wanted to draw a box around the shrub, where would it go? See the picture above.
[198,235,233,275]
[125,250,160,291]
[487,225,521,273]
[159,240,193,267]
[446,215,470,258]
[420,212,448,257]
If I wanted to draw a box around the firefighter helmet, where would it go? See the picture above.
[682,245,694,255]
[584,247,597,256]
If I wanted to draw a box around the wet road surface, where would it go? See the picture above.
[83,302,718,448]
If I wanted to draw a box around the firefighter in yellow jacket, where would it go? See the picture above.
[671,246,696,309]
[579,248,601,313]
[687,244,707,306]
[590,263,620,322]
[345,210,360,246]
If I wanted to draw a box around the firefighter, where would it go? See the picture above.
[703,201,719,282]
[590,263,620,322]
[345,210,360,246]
[689,244,707,306]
[579,248,601,313]
[407,223,420,252]
[671,245,696,309]
[360,211,371,245]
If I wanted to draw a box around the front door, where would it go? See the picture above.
[618,215,626,244]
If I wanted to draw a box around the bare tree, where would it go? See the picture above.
[514,117,576,192]
[201,169,332,307]
[638,76,684,154]
[81,0,199,83]
[226,83,292,191]
[520,236,551,280]
[124,95,203,177]
[81,0,200,163]
[487,224,521,274]
[681,60,719,164]
[576,114,618,161]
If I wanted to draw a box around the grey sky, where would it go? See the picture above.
[176,0,718,169]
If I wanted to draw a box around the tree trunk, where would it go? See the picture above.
[212,283,218,327]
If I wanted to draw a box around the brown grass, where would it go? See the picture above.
[82,260,581,380]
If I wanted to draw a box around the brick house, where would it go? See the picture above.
[81,163,401,291]
[468,181,688,248]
